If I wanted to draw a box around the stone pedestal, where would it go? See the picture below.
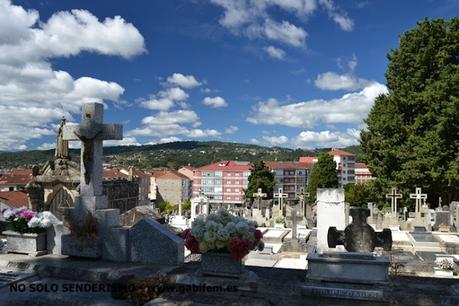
[307,252,390,283]
[201,253,244,278]
[3,231,47,256]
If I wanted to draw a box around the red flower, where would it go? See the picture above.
[255,229,263,241]
[182,229,200,254]
[228,236,252,260]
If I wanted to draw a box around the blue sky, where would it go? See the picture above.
[1,0,458,151]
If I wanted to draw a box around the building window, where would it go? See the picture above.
[226,188,231,192]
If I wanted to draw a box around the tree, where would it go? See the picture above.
[307,152,338,202]
[244,160,275,200]
[344,181,381,208]
[361,18,459,209]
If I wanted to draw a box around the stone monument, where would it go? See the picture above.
[316,188,347,252]
[308,207,392,283]
[273,187,288,212]
[253,188,267,210]
[408,187,431,231]
[190,189,209,223]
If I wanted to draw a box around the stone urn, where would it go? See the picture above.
[328,207,392,252]
[2,230,47,256]
[201,252,244,278]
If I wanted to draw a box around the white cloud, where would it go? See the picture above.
[140,87,189,111]
[167,73,201,89]
[319,0,354,31]
[247,82,388,128]
[0,0,145,150]
[250,138,260,144]
[262,135,289,146]
[159,136,182,143]
[315,72,369,91]
[104,137,141,147]
[293,129,360,148]
[209,0,352,50]
[264,45,286,59]
[225,125,239,134]
[127,110,221,139]
[37,142,55,150]
[202,96,228,108]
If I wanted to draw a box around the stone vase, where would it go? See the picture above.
[201,252,244,278]
[274,223,285,229]
[2,230,47,256]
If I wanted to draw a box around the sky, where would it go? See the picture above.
[0,0,458,151]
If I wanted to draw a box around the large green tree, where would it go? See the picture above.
[361,18,459,208]
[307,153,339,202]
[245,160,275,200]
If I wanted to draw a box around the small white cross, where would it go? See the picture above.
[409,187,427,218]
[386,187,402,215]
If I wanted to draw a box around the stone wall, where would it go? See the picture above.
[103,180,139,214]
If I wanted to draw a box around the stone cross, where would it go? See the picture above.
[410,187,427,219]
[63,102,122,211]
[253,188,267,209]
[290,205,301,240]
[386,187,402,216]
[296,188,309,217]
[273,187,288,210]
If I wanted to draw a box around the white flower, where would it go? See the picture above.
[27,217,41,228]
[217,227,229,241]
[224,222,237,235]
[236,221,249,233]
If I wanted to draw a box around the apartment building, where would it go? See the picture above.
[265,161,312,205]
[299,148,356,187]
[153,171,192,205]
[354,163,374,184]
[192,160,251,207]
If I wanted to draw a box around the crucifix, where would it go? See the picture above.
[386,187,402,217]
[253,188,267,210]
[63,102,122,211]
[296,187,309,218]
[273,187,288,210]
[409,187,427,219]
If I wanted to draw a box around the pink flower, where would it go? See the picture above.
[228,236,252,260]
[19,210,35,220]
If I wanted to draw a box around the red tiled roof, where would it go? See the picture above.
[11,169,32,176]
[328,148,354,157]
[197,160,252,171]
[298,156,317,163]
[0,191,29,208]
[151,170,169,178]
[354,163,368,169]
[0,173,31,185]
[265,161,313,170]
[156,171,190,180]
[180,165,195,170]
[103,168,129,179]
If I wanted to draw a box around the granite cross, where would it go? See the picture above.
[253,188,267,209]
[409,187,427,219]
[273,187,288,210]
[296,188,309,218]
[386,187,402,216]
[63,102,122,211]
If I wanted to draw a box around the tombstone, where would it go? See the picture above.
[308,207,392,283]
[328,207,392,252]
[316,188,347,252]
[130,218,184,265]
[296,188,309,219]
[451,201,459,232]
[190,190,209,223]
[434,205,452,232]
[61,102,123,259]
[408,187,431,231]
[253,188,267,210]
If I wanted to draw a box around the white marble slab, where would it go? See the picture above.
[436,234,459,244]
[392,231,411,242]
[274,255,307,270]
[264,229,289,239]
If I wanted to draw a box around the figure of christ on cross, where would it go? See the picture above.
[296,187,309,218]
[253,188,267,210]
[273,188,288,210]
[63,103,122,202]
[386,187,402,216]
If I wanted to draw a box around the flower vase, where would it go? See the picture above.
[201,252,244,278]
[2,230,47,256]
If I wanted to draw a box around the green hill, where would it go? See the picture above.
[0,141,361,170]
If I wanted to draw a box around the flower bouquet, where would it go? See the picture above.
[182,208,264,277]
[2,208,59,233]
[2,208,59,255]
